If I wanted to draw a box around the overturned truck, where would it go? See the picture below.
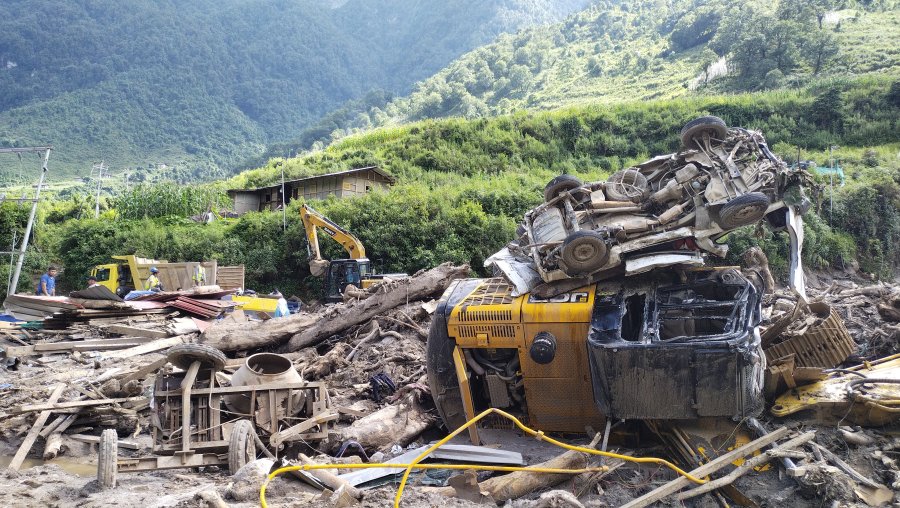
[428,117,810,437]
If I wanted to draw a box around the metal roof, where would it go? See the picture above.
[228,166,394,194]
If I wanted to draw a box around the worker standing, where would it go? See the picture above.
[37,266,58,296]
[192,264,207,287]
[146,266,164,292]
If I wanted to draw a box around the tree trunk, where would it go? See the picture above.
[200,263,469,352]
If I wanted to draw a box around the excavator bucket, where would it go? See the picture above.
[309,259,329,277]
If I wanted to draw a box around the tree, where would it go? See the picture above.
[803,29,840,74]
[777,0,838,28]
[810,86,844,130]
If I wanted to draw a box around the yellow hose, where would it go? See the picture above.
[260,407,707,508]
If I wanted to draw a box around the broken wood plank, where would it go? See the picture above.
[620,426,790,508]
[102,335,189,359]
[68,433,140,450]
[12,396,147,414]
[118,357,169,385]
[104,324,171,339]
[676,431,816,500]
[8,384,66,470]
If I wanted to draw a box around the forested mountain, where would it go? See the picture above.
[303,0,899,146]
[0,0,590,182]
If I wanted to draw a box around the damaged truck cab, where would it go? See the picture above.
[427,268,767,438]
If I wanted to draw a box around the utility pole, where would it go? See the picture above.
[92,160,107,218]
[4,146,52,296]
[279,161,287,231]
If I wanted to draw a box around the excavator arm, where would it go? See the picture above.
[300,204,366,276]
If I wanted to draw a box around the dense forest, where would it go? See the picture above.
[302,0,899,147]
[0,0,590,182]
[2,76,898,300]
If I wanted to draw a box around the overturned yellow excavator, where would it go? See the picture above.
[300,204,404,303]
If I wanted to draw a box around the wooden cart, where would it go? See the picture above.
[98,345,337,487]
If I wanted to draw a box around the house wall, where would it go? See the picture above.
[339,170,391,197]
[233,192,261,214]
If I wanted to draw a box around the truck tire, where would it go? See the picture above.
[98,429,118,489]
[228,420,257,475]
[605,169,648,203]
[166,343,227,372]
[560,231,609,276]
[543,175,583,202]
[680,116,728,149]
[717,193,770,229]
[426,309,468,433]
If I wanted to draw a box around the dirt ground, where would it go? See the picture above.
[1,272,899,507]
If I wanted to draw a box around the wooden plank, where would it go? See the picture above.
[8,384,66,470]
[68,434,139,450]
[119,357,169,385]
[103,324,171,339]
[102,336,186,359]
[12,396,147,414]
[620,426,791,508]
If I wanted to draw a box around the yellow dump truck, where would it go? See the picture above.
[90,255,221,297]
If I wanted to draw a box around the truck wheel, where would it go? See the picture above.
[98,429,118,489]
[680,116,728,149]
[717,193,770,229]
[426,311,467,432]
[605,169,648,203]
[166,343,227,372]
[228,420,257,475]
[560,231,609,276]
[543,175,583,202]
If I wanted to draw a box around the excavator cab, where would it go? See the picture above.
[323,259,371,303]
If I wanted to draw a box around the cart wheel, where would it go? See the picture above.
[98,429,118,489]
[166,343,227,371]
[228,420,257,475]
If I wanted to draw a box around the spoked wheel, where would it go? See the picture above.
[228,420,258,474]
[98,429,118,489]
[560,231,609,276]
[680,116,728,149]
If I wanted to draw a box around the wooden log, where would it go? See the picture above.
[282,263,469,352]
[42,433,63,460]
[298,454,363,500]
[422,442,595,502]
[200,263,469,352]
[335,399,437,452]
[8,384,66,470]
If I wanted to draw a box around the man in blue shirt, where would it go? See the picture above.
[37,266,58,296]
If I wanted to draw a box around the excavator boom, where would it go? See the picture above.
[300,204,366,276]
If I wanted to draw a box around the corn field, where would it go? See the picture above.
[113,184,224,220]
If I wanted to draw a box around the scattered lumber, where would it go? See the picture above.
[200,263,469,352]
[8,383,66,470]
[104,324,171,339]
[101,335,189,359]
[620,426,790,508]
[68,433,140,450]
[13,396,147,415]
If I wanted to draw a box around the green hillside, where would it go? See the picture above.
[301,1,899,146]
[5,76,897,299]
[0,0,590,183]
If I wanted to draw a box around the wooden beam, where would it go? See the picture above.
[103,324,171,339]
[8,384,66,470]
[68,434,140,450]
[102,336,186,359]
[620,426,790,508]
[12,396,147,414]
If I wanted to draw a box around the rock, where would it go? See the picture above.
[226,458,283,502]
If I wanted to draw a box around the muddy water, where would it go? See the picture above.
[0,456,96,477]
